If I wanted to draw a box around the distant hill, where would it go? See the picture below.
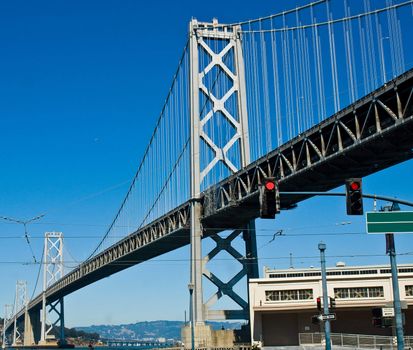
[76,320,243,341]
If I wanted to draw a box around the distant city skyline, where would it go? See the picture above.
[1,0,413,328]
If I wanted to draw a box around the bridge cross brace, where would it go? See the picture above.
[203,230,249,320]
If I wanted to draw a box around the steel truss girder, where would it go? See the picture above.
[43,205,190,302]
[9,205,191,327]
[202,68,413,221]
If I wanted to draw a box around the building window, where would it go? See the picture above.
[334,287,384,299]
[399,268,413,273]
[265,289,313,302]
[406,285,413,297]
[304,272,321,277]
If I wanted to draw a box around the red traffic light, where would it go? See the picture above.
[345,178,363,215]
[316,297,322,311]
[265,180,276,191]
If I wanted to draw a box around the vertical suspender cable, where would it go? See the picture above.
[364,0,378,89]
[358,16,369,96]
[292,10,301,134]
[326,0,340,113]
[270,17,283,147]
[343,0,355,103]
[259,19,272,152]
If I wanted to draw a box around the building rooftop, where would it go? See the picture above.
[255,263,413,281]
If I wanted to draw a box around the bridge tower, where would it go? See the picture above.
[2,304,12,348]
[188,18,258,345]
[39,232,66,346]
[12,281,27,346]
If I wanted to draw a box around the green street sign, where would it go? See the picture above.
[366,211,413,234]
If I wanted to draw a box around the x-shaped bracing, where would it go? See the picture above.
[198,37,243,182]
[202,230,249,318]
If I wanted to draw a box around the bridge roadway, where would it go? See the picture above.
[104,339,175,347]
[8,68,413,327]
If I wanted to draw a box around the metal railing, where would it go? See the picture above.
[299,332,413,349]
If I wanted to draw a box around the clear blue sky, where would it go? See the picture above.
[1,0,413,328]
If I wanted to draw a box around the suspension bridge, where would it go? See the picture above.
[2,0,413,347]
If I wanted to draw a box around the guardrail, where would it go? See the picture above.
[299,332,413,349]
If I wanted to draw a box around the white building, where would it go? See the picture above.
[249,263,413,346]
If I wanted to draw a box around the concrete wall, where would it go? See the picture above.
[181,324,235,349]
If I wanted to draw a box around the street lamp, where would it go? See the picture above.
[188,283,195,350]
[0,214,45,262]
[318,243,331,350]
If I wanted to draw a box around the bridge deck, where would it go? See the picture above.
[203,68,413,228]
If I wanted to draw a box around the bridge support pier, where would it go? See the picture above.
[24,309,41,346]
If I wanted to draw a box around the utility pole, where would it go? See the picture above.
[318,243,331,350]
[0,214,45,263]
[384,203,405,350]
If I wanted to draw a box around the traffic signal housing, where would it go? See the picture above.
[316,297,322,311]
[259,177,280,219]
[330,297,336,309]
[345,178,363,215]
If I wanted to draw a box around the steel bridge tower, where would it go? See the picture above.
[12,281,27,346]
[40,232,66,346]
[188,18,258,345]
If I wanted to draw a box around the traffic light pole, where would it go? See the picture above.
[279,192,413,207]
[318,243,331,350]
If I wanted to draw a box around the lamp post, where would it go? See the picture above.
[318,243,331,350]
[188,283,195,350]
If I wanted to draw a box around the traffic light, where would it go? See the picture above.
[259,177,280,219]
[345,178,363,215]
[329,297,336,309]
[316,297,322,311]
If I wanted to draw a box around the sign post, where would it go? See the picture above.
[366,205,405,350]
